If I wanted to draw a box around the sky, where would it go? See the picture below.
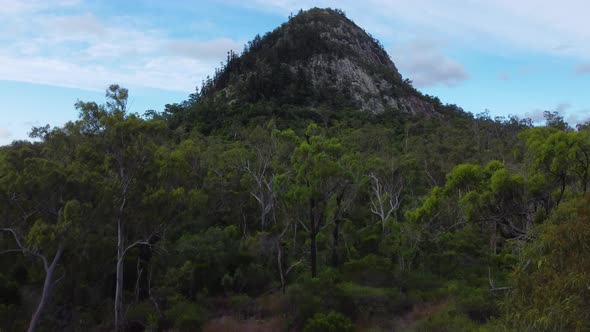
[1,0,589,146]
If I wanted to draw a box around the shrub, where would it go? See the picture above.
[408,304,479,332]
[166,301,207,331]
[304,311,353,332]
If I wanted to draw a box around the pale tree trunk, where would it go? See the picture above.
[114,192,127,332]
[113,202,154,332]
[309,197,319,278]
[28,247,63,332]
[113,167,134,332]
[277,243,286,293]
[369,173,403,233]
[275,221,302,294]
[310,229,317,278]
[244,161,275,229]
[1,229,64,332]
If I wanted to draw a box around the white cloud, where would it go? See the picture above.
[244,0,590,61]
[0,2,243,92]
[391,40,468,87]
[524,102,588,125]
[524,109,546,123]
[0,53,224,92]
[2,0,589,94]
[0,127,12,139]
[0,0,78,15]
[165,38,243,60]
[566,112,589,126]
[555,102,572,114]
[575,63,590,75]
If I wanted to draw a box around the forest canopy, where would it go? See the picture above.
[2,82,589,331]
[2,7,589,332]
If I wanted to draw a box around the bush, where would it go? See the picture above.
[340,255,395,287]
[499,196,590,331]
[285,271,343,328]
[165,301,207,331]
[338,282,410,318]
[409,304,479,332]
[126,302,159,330]
[304,311,354,332]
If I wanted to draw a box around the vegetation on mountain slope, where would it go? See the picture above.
[2,8,589,332]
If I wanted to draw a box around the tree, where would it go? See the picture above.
[224,124,280,229]
[543,110,570,131]
[0,140,82,332]
[288,124,353,277]
[519,127,589,212]
[500,196,590,331]
[76,85,166,331]
[367,156,404,233]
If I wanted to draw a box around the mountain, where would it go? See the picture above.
[199,8,436,116]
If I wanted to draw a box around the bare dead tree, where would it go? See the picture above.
[369,171,404,232]
[243,159,276,229]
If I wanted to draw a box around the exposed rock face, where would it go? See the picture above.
[205,8,436,116]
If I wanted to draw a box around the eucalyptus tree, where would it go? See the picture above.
[519,127,590,213]
[288,124,354,277]
[0,138,82,332]
[75,85,167,331]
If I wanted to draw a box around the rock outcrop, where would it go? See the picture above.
[202,8,436,116]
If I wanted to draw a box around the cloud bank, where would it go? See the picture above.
[0,1,243,92]
[391,40,468,87]
[1,0,589,93]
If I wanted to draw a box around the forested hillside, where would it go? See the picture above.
[2,8,590,332]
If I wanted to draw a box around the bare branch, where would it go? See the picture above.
[1,227,50,271]
[1,228,25,250]
[0,249,23,255]
[285,258,305,275]
[296,218,310,233]
[53,273,66,287]
[122,241,151,259]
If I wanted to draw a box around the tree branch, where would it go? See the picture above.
[1,227,24,250]
[0,249,23,255]
[1,227,50,271]
[122,241,151,259]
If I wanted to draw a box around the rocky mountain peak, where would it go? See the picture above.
[200,7,436,115]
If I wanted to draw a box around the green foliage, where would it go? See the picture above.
[408,304,480,332]
[0,71,580,332]
[126,301,160,330]
[165,300,207,330]
[304,311,354,332]
[499,196,590,331]
[338,282,409,318]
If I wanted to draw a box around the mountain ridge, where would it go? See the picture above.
[198,8,438,116]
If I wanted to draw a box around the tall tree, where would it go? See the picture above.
[288,124,353,277]
[0,141,82,332]
[76,85,166,331]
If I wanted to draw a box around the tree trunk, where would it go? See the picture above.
[277,242,286,294]
[583,168,588,194]
[28,247,63,332]
[114,211,125,331]
[309,197,318,278]
[331,220,340,267]
[556,178,566,208]
[310,230,317,278]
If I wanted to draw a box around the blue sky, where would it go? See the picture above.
[1,0,589,145]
